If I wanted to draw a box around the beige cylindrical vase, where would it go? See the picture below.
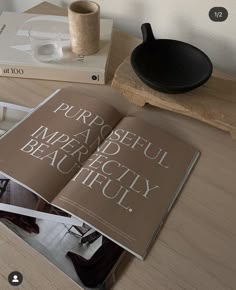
[68,1,100,55]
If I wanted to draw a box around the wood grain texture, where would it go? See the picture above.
[112,57,236,139]
[0,2,236,290]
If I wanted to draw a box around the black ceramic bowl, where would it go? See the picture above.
[131,23,213,94]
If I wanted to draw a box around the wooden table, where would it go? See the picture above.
[1,2,236,290]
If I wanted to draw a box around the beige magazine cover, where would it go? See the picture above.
[0,87,199,259]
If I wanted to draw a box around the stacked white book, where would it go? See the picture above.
[0,12,113,84]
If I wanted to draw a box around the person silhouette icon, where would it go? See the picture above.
[8,271,23,286]
[12,275,19,283]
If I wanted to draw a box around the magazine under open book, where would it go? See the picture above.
[0,87,200,259]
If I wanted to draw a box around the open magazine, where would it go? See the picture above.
[0,87,199,259]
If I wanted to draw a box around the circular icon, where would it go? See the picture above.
[8,271,23,286]
[91,75,98,81]
[209,7,228,22]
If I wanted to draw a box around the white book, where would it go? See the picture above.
[0,12,113,84]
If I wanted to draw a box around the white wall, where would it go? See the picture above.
[1,0,236,75]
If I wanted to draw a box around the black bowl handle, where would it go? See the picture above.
[141,23,155,43]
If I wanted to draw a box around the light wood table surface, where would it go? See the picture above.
[0,2,236,290]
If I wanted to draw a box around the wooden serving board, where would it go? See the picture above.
[112,57,236,139]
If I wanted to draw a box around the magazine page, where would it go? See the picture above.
[0,87,123,203]
[53,117,199,259]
